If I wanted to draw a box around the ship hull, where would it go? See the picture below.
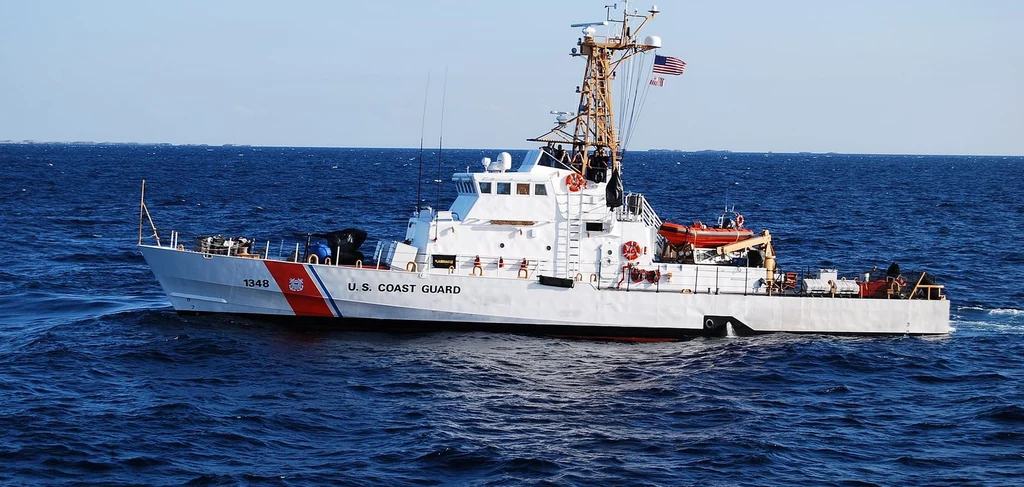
[140,245,950,337]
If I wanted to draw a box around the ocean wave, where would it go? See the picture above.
[949,320,1024,334]
[978,404,1024,424]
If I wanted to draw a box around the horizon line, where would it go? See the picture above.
[1,140,1021,158]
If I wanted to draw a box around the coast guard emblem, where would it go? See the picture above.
[289,278,304,292]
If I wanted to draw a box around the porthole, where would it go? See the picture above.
[500,243,505,248]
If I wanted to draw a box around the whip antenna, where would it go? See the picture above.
[434,67,448,220]
[416,72,431,214]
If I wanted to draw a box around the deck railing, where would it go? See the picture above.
[616,192,662,229]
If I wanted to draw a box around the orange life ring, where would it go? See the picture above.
[565,173,587,192]
[735,213,745,228]
[622,240,641,261]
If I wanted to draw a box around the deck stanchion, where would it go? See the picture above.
[138,180,145,245]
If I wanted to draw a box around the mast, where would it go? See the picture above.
[529,2,661,173]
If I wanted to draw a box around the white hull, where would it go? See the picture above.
[140,245,950,338]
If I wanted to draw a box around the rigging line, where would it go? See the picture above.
[616,52,633,143]
[619,50,643,143]
[621,50,645,149]
[626,53,655,150]
[416,72,431,214]
[622,51,644,148]
[619,53,638,146]
[618,50,643,150]
[628,54,657,151]
[623,60,645,149]
[433,66,448,241]
[615,60,631,146]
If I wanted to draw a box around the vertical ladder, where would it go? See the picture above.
[564,191,583,279]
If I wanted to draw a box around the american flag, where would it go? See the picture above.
[653,55,686,75]
[649,77,665,87]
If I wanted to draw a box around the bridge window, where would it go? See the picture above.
[479,182,491,194]
[516,183,530,195]
[497,183,511,195]
[534,184,547,196]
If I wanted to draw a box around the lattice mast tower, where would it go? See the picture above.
[531,3,661,173]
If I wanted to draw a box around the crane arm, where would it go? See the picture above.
[716,231,772,255]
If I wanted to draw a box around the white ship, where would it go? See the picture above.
[138,4,949,339]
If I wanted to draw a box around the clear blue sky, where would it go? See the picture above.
[2,0,1021,155]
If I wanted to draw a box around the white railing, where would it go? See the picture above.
[616,192,662,229]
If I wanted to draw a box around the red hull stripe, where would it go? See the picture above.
[264,260,335,317]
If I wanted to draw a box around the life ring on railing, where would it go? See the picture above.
[177,244,184,251]
[518,258,529,279]
[888,280,902,295]
[323,257,332,266]
[575,273,583,282]
[622,241,641,261]
[355,260,363,268]
[735,213,745,228]
[472,265,483,276]
[630,267,645,283]
[406,261,418,272]
[307,254,319,264]
[565,173,587,192]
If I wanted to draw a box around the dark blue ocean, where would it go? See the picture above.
[1,143,1022,485]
